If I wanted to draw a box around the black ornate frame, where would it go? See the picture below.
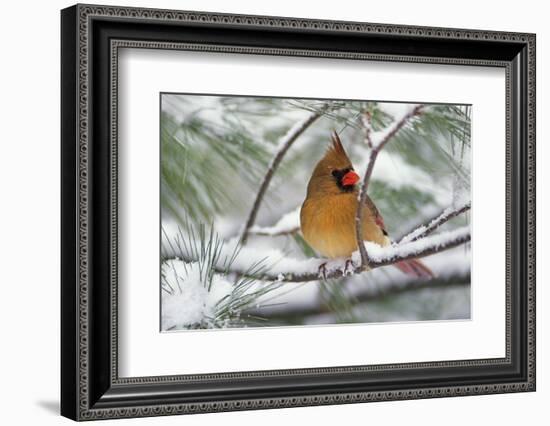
[61,3,536,421]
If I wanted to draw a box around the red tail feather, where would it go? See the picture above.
[394,259,434,279]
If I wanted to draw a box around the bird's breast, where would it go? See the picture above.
[300,194,389,259]
[300,195,359,258]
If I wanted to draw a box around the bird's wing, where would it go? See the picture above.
[364,195,388,236]
[363,195,434,279]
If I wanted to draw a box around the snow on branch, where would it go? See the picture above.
[355,104,425,269]
[399,202,471,244]
[248,207,301,237]
[364,226,469,266]
[240,105,329,244]
[167,225,470,283]
[262,226,469,282]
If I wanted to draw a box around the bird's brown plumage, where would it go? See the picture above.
[300,132,433,278]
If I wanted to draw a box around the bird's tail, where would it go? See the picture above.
[394,259,434,279]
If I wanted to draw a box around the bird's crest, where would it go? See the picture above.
[305,131,356,197]
[330,131,347,156]
[324,131,352,169]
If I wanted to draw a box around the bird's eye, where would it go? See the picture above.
[331,170,339,178]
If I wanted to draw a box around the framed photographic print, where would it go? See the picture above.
[61,3,536,421]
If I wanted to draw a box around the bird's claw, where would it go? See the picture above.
[343,259,355,276]
[318,259,355,280]
[317,262,328,280]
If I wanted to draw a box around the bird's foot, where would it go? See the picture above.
[343,259,356,276]
[317,262,328,280]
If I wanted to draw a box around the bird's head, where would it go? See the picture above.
[306,131,360,197]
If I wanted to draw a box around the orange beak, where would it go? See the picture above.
[342,170,360,186]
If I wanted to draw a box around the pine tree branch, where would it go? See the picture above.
[355,104,425,269]
[259,226,469,282]
[398,202,471,244]
[240,106,328,244]
[168,225,470,283]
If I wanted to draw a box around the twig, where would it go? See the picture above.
[355,104,425,269]
[398,202,471,244]
[361,110,374,148]
[249,226,300,237]
[240,105,328,244]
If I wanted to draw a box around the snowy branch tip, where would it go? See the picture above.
[399,202,471,244]
[249,207,301,237]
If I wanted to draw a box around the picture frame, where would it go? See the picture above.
[60,3,536,421]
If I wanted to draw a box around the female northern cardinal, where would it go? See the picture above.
[300,132,433,279]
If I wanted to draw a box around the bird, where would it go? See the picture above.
[300,131,433,279]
